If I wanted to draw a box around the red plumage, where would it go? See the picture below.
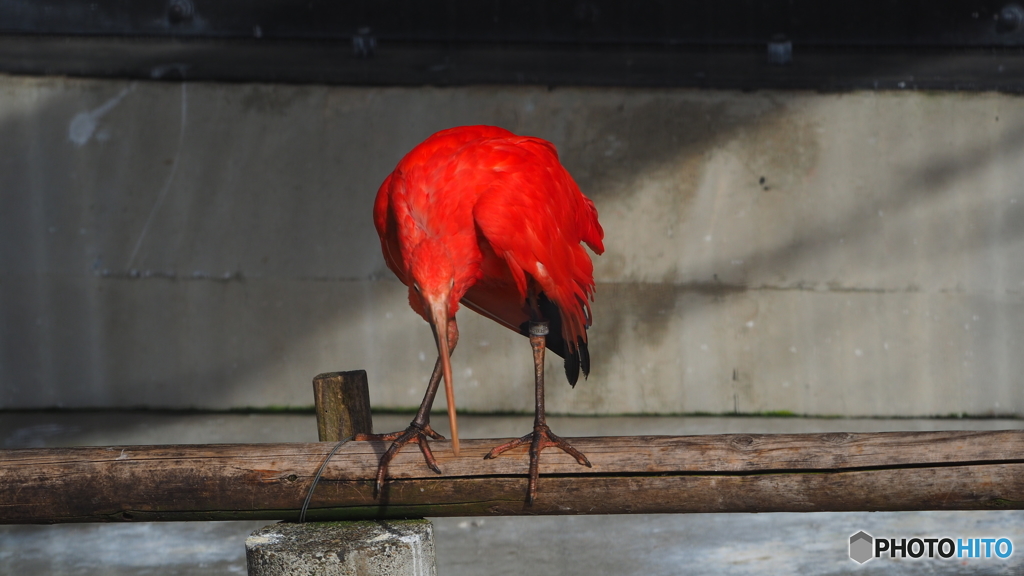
[375,125,603,340]
[364,125,604,502]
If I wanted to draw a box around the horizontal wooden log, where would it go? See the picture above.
[2,430,1023,524]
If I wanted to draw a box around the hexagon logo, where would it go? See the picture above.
[850,531,874,564]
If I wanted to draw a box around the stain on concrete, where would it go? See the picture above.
[236,84,314,116]
[68,85,133,146]
[563,91,762,202]
[589,281,748,377]
[730,98,821,197]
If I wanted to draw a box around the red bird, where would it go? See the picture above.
[359,125,604,503]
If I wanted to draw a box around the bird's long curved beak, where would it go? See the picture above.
[430,300,459,457]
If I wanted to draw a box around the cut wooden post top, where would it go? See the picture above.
[312,370,373,442]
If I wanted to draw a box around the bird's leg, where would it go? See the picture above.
[355,358,446,496]
[485,321,592,504]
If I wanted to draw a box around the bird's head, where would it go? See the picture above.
[408,240,462,455]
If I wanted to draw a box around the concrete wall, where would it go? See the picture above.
[2,74,1023,416]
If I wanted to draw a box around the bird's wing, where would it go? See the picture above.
[460,282,528,333]
[373,172,411,285]
[469,137,604,354]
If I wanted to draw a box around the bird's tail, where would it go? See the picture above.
[519,293,590,387]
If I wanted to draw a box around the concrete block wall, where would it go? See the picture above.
[2,75,1022,416]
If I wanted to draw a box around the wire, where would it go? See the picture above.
[299,435,353,523]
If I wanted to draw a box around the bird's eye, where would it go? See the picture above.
[413,283,421,293]
[449,278,455,290]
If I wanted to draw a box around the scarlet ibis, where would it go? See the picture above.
[360,125,604,503]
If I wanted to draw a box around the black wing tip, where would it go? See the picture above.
[564,344,580,388]
[518,294,591,388]
[563,337,589,388]
[579,337,590,380]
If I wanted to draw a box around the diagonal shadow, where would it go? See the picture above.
[2,73,1023,434]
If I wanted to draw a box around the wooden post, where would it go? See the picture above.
[312,371,373,441]
[252,371,434,576]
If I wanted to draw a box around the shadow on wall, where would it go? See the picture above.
[1,77,1024,420]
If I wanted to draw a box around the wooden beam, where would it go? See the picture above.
[2,430,1023,524]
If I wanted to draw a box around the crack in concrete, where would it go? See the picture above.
[80,273,1024,298]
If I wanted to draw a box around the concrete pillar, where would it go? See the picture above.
[246,520,436,576]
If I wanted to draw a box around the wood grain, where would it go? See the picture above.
[312,371,373,441]
[2,431,1022,524]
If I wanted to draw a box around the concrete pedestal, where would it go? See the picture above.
[246,520,436,576]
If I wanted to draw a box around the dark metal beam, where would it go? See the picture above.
[3,36,1024,92]
[3,1,1024,47]
[2,1,1024,89]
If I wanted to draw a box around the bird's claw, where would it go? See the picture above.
[356,423,446,497]
[355,423,445,443]
[485,423,592,504]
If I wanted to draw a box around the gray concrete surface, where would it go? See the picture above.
[6,511,1023,576]
[0,521,263,576]
[2,413,1022,575]
[3,75,1024,416]
[5,412,1024,449]
[246,520,435,576]
[434,511,1024,576]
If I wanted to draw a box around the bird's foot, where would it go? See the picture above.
[484,423,592,504]
[355,422,446,496]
